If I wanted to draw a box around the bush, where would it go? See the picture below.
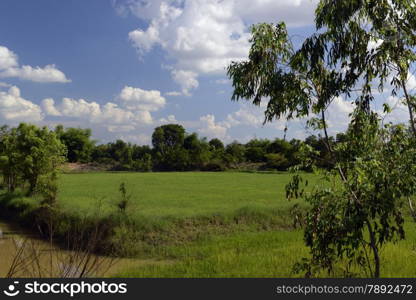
[201,160,226,172]
[264,153,290,170]
[132,154,153,172]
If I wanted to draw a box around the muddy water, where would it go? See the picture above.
[0,221,163,278]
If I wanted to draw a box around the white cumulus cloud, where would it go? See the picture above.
[42,86,163,133]
[171,69,199,96]
[198,114,228,140]
[118,86,166,111]
[0,86,43,122]
[0,46,18,70]
[124,0,318,93]
[0,46,70,83]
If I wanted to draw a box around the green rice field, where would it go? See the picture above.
[2,171,416,278]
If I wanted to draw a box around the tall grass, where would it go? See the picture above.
[117,221,416,278]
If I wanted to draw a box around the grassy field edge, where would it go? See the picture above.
[0,189,301,257]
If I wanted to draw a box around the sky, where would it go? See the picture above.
[0,0,411,145]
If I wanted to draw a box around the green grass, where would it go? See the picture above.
[116,230,308,278]
[1,172,316,258]
[117,222,416,278]
[2,171,416,278]
[57,172,318,218]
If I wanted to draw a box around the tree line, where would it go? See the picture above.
[0,121,345,195]
[55,123,345,172]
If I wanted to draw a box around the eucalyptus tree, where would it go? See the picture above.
[228,22,345,154]
[305,0,416,134]
[227,1,416,277]
[299,0,416,276]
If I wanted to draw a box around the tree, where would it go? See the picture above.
[132,145,152,161]
[304,135,334,169]
[224,142,246,167]
[290,113,415,277]
[152,124,185,155]
[267,138,291,154]
[228,22,344,144]
[6,124,66,195]
[152,124,187,171]
[264,153,290,171]
[307,0,416,136]
[208,138,225,162]
[208,138,224,151]
[55,126,95,163]
[108,140,133,169]
[131,145,153,172]
[0,126,20,192]
[184,133,211,170]
[227,1,416,277]
[91,144,112,164]
[132,153,153,172]
[245,139,270,162]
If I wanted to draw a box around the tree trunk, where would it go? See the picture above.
[27,177,37,196]
[402,80,416,138]
[367,221,380,278]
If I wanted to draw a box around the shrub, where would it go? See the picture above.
[264,153,290,170]
[201,160,226,172]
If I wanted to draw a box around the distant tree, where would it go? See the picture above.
[55,125,95,163]
[107,140,133,170]
[335,133,347,144]
[131,145,153,171]
[184,133,211,169]
[152,124,185,156]
[224,142,246,167]
[132,153,153,172]
[132,145,152,161]
[152,124,187,171]
[286,139,302,166]
[183,133,200,151]
[208,138,225,151]
[267,138,291,154]
[245,139,269,162]
[305,135,334,169]
[91,144,113,164]
[264,153,290,170]
[208,138,225,161]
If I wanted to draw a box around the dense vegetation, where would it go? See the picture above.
[54,123,340,172]
[0,124,65,195]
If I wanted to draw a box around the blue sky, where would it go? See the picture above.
[0,0,407,145]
